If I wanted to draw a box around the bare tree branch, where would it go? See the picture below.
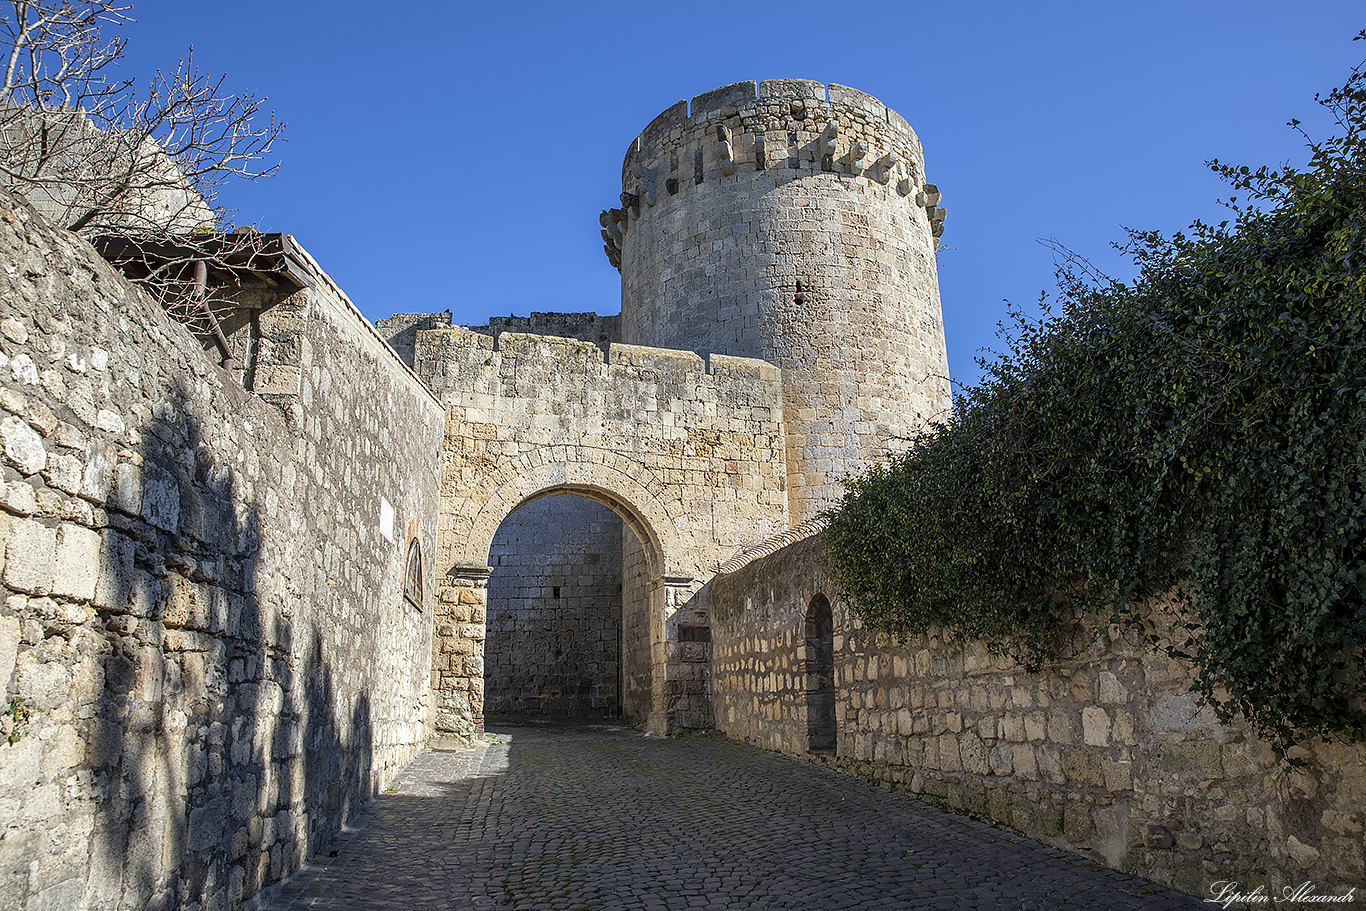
[0,1,287,362]
[0,1,284,233]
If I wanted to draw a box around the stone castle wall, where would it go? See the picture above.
[386,313,629,725]
[469,312,620,356]
[373,311,454,370]
[611,80,952,522]
[412,326,790,734]
[711,533,1366,898]
[0,189,443,911]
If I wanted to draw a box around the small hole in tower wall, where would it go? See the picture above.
[553,586,561,599]
[795,279,806,305]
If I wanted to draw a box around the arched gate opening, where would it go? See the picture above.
[431,479,691,741]
[483,494,647,721]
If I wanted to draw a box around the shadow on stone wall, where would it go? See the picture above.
[86,379,372,909]
[302,628,373,857]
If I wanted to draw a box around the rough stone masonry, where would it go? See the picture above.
[0,78,1360,911]
[0,186,440,910]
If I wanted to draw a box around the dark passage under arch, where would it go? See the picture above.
[484,493,653,721]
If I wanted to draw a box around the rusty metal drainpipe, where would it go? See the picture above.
[193,260,236,372]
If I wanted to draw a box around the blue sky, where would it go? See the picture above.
[119,2,1362,389]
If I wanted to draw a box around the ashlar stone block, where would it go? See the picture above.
[3,520,55,594]
[50,523,101,600]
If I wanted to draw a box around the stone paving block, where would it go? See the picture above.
[262,724,1202,911]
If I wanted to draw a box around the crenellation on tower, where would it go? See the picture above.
[613,80,937,211]
[603,79,947,277]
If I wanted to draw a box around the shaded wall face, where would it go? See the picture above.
[710,532,1366,900]
[620,529,652,723]
[0,190,442,911]
[485,496,626,718]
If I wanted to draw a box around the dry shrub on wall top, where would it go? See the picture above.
[826,35,1366,757]
[0,1,285,344]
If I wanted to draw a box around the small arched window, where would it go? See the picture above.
[403,537,423,608]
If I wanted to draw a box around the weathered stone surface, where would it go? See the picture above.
[1,415,45,475]
[0,613,18,689]
[1081,706,1110,746]
[49,523,101,600]
[0,188,441,911]
[710,531,1366,902]
[3,520,54,594]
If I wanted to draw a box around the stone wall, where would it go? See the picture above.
[412,327,789,735]
[394,313,627,724]
[485,495,625,718]
[374,311,453,369]
[711,532,1366,899]
[620,530,652,723]
[469,312,620,356]
[0,189,443,911]
[378,311,621,368]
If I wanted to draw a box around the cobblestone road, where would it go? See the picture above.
[263,723,1202,910]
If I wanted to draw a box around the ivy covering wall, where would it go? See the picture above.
[827,42,1366,754]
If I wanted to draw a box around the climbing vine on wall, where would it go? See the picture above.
[826,39,1366,754]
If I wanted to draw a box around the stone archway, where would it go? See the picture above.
[455,459,685,581]
[415,325,791,739]
[431,474,702,740]
[804,593,836,752]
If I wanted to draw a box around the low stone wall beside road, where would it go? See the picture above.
[711,532,1366,899]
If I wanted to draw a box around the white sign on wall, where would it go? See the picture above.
[379,496,395,544]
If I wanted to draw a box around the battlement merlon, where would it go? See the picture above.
[622,80,924,178]
[411,325,783,404]
[602,79,945,269]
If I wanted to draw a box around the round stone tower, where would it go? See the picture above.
[603,79,952,524]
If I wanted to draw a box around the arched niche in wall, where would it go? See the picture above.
[804,593,836,752]
[402,517,425,609]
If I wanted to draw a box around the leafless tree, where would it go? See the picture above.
[0,0,288,362]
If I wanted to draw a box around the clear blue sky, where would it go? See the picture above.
[120,2,1362,389]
